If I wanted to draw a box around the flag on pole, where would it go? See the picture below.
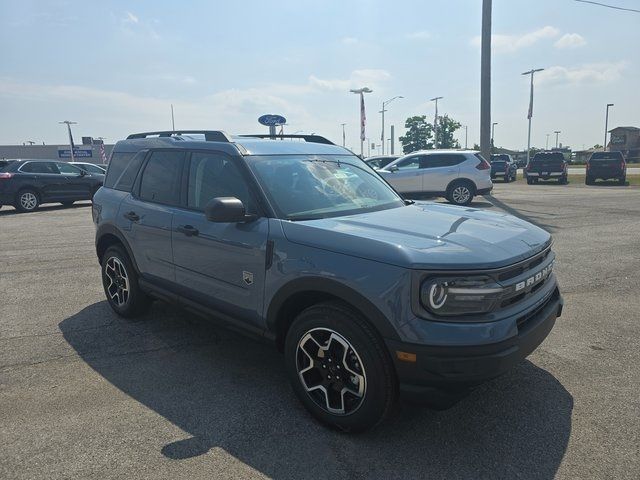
[99,143,107,163]
[527,82,534,119]
[360,93,366,142]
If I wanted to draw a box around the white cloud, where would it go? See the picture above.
[471,26,560,53]
[537,62,626,85]
[405,31,431,40]
[341,37,358,45]
[554,33,587,49]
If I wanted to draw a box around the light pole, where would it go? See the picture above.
[464,125,468,149]
[380,95,403,155]
[604,103,614,151]
[341,123,347,147]
[59,120,78,162]
[491,122,498,151]
[350,87,373,157]
[554,130,561,149]
[522,68,545,166]
[546,133,550,150]
[480,0,492,162]
[430,96,443,148]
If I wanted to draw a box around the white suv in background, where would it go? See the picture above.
[378,150,493,205]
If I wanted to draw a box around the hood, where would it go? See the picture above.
[281,202,551,270]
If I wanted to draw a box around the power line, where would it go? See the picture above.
[575,0,640,13]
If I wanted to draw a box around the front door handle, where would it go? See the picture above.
[123,211,139,222]
[176,225,199,237]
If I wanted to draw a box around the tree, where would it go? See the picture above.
[592,144,603,150]
[399,116,433,153]
[436,114,461,149]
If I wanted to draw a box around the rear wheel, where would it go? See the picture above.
[101,245,151,318]
[284,301,397,432]
[446,180,475,206]
[559,175,568,185]
[619,177,626,185]
[15,189,40,213]
[585,176,594,185]
[527,178,534,185]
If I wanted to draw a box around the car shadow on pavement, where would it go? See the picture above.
[485,194,558,233]
[60,301,573,479]
[0,202,91,216]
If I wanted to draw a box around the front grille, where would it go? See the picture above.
[498,248,550,282]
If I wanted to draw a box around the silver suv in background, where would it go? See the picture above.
[378,150,493,205]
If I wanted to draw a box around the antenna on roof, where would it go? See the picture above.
[171,104,175,131]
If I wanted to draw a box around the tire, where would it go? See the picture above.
[445,180,475,206]
[14,189,40,213]
[559,176,568,185]
[61,201,75,207]
[585,176,594,185]
[284,301,397,432]
[527,178,533,185]
[101,245,151,318]
[619,177,626,185]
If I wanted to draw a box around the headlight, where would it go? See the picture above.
[420,276,503,316]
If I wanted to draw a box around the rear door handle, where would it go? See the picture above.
[176,225,199,237]
[123,211,139,222]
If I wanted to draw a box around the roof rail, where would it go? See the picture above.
[239,134,335,145]
[126,130,232,142]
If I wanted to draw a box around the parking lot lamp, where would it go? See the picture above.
[430,96,443,148]
[554,130,561,149]
[59,121,78,162]
[380,96,403,155]
[604,103,614,151]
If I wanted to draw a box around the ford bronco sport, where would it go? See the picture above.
[93,130,563,431]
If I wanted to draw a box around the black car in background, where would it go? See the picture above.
[0,160,103,212]
[365,155,398,169]
[586,151,626,185]
[525,152,568,185]
[490,154,517,182]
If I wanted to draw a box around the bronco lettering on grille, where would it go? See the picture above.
[515,262,554,292]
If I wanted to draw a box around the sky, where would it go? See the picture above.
[0,0,638,152]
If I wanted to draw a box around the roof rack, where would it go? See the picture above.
[126,130,232,142]
[239,134,334,145]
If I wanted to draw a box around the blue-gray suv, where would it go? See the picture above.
[93,130,563,432]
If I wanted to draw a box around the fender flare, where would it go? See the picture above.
[95,223,140,273]
[266,276,401,341]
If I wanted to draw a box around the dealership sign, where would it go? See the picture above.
[58,148,93,158]
[258,114,286,126]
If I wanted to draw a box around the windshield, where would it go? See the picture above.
[246,155,404,220]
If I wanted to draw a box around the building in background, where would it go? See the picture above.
[0,139,114,164]
[608,126,640,162]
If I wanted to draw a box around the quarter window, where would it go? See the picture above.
[187,152,253,211]
[139,151,185,205]
[104,152,136,188]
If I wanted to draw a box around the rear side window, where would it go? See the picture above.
[57,163,83,175]
[104,152,136,188]
[20,162,60,174]
[113,152,146,192]
[139,151,185,205]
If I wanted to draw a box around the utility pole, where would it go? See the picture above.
[59,120,77,162]
[430,96,443,148]
[341,123,347,147]
[604,103,614,151]
[522,68,545,165]
[350,87,373,157]
[380,95,403,155]
[480,0,492,162]
[554,130,561,149]
[464,125,468,149]
[390,125,395,154]
[171,104,175,131]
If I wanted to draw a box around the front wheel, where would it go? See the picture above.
[446,181,475,206]
[619,177,626,185]
[559,176,568,185]
[284,301,397,432]
[101,245,151,318]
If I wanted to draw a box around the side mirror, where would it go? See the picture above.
[79,170,86,176]
[204,197,254,223]
[388,165,399,173]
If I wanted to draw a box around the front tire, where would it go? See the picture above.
[619,177,626,185]
[446,180,475,206]
[101,245,151,318]
[559,176,568,185]
[284,301,397,432]
[15,189,40,213]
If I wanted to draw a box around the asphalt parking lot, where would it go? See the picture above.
[1,182,639,480]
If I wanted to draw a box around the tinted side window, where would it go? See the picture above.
[114,152,146,192]
[57,163,83,175]
[187,152,253,212]
[21,162,60,174]
[104,152,136,188]
[395,156,421,170]
[139,151,185,205]
[422,154,463,168]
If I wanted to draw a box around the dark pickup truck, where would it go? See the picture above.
[586,151,626,185]
[525,152,568,185]
[490,154,517,182]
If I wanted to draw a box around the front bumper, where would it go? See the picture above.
[385,288,563,403]
[526,172,563,177]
